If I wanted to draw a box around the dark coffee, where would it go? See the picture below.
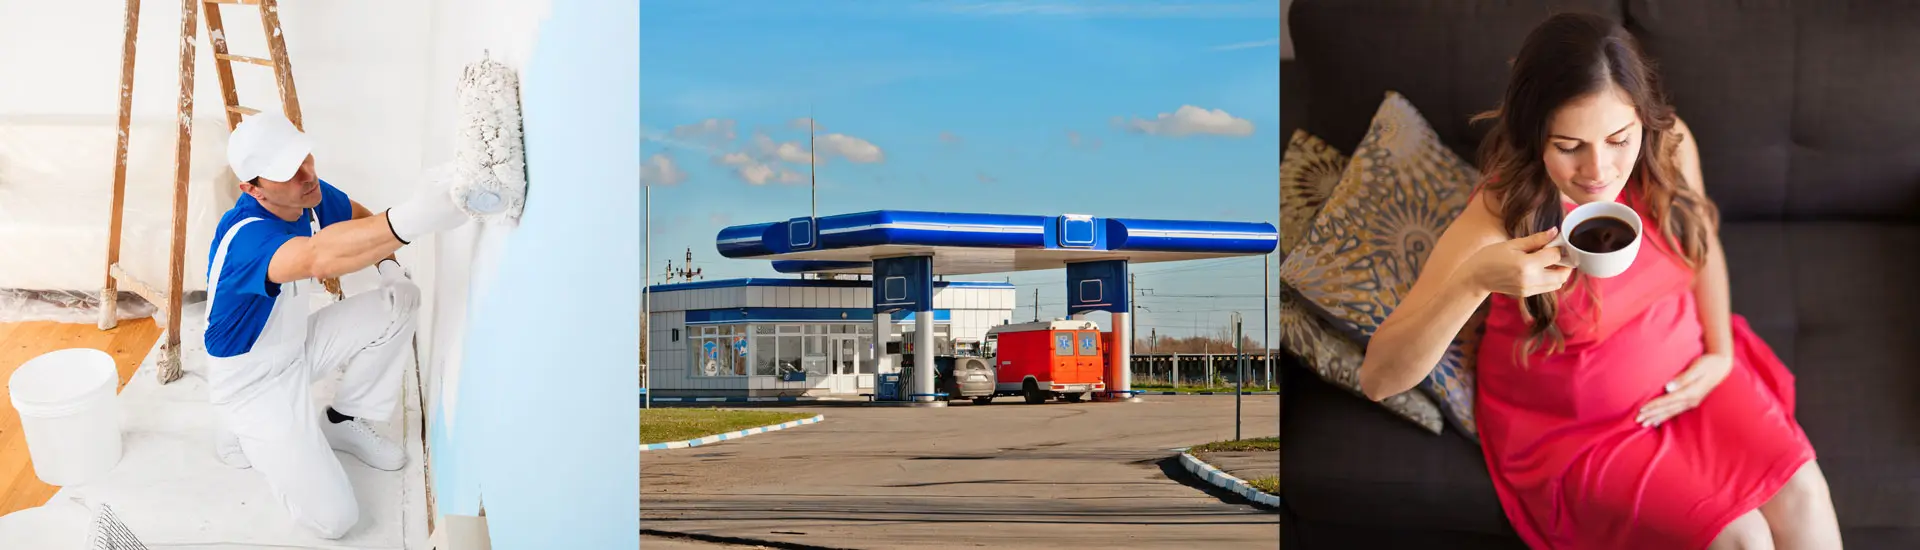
[1568,216,1636,253]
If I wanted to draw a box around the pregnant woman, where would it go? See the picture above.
[1356,13,1842,550]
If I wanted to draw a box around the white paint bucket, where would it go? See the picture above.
[8,348,122,486]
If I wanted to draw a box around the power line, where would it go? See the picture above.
[1132,257,1263,276]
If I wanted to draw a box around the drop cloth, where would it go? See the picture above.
[0,300,429,549]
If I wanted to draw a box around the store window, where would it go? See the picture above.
[691,324,745,377]
[754,324,778,376]
[803,330,829,375]
[776,324,803,376]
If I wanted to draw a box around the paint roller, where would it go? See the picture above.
[449,53,529,223]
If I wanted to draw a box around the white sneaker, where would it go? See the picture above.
[215,428,251,469]
[321,418,406,471]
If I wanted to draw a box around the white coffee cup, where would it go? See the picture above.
[1549,200,1642,278]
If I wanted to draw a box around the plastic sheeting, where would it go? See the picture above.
[0,300,429,549]
[0,289,158,324]
[0,115,238,294]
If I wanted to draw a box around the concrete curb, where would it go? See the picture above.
[1180,451,1280,509]
[640,414,825,452]
[1136,390,1274,396]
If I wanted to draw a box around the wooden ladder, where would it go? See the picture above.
[102,0,342,384]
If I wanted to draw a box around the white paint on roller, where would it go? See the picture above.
[450,56,528,224]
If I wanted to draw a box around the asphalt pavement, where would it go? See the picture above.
[640,394,1280,549]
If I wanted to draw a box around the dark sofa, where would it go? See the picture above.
[1280,1,1920,547]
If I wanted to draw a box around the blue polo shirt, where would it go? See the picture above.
[204,180,354,358]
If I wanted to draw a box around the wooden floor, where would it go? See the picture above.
[0,318,162,516]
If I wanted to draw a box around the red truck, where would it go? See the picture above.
[981,320,1108,404]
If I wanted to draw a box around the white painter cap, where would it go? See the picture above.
[227,112,312,182]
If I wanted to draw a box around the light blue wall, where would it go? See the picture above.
[427,0,638,548]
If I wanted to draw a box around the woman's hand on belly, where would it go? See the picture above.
[1634,352,1733,428]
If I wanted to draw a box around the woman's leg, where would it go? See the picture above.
[1710,509,1774,550]
[1759,461,1843,549]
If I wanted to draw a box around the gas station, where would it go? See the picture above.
[643,210,1277,403]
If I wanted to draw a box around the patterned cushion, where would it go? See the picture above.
[1279,129,1444,433]
[1281,130,1348,259]
[1281,288,1445,433]
[1278,91,1486,440]
[1421,302,1488,441]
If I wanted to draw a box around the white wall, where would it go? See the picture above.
[424,0,635,543]
[0,1,440,207]
[414,0,551,444]
[0,1,435,295]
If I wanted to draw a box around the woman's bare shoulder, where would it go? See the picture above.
[1449,188,1512,245]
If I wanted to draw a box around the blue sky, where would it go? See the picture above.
[642,1,1282,341]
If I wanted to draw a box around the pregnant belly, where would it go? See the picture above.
[1481,294,1704,421]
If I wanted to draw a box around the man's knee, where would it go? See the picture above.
[295,495,360,539]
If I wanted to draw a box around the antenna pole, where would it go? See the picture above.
[810,106,817,221]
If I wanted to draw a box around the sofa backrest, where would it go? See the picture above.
[1288,0,1920,222]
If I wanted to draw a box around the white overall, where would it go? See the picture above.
[205,214,416,539]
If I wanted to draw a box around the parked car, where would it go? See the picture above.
[897,333,995,403]
[942,356,997,404]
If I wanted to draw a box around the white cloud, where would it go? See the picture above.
[1210,38,1281,51]
[710,213,733,226]
[714,126,884,185]
[1116,105,1255,137]
[735,162,775,185]
[775,142,814,165]
[716,151,755,167]
[817,133,885,163]
[715,151,774,185]
[670,118,737,143]
[641,152,686,186]
[750,131,819,165]
[716,149,810,185]
[788,117,822,131]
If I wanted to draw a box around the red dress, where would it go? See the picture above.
[1474,180,1816,549]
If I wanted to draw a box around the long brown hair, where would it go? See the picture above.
[1471,13,1719,359]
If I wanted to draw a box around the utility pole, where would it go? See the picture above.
[809,106,817,222]
[1150,327,1158,384]
[1032,288,1040,322]
[643,182,650,410]
[1233,312,1244,441]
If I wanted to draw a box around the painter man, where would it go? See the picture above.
[203,113,476,538]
